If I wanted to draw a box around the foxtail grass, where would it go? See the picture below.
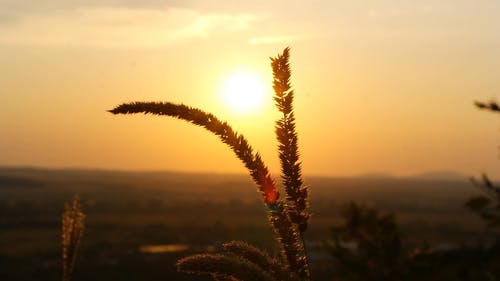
[271,47,309,233]
[110,48,311,280]
[109,102,278,206]
[62,195,85,281]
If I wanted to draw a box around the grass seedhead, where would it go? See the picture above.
[111,48,311,281]
[177,253,276,281]
[271,47,310,233]
[62,195,85,281]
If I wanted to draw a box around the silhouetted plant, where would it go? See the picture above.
[474,100,500,113]
[467,174,500,229]
[325,201,500,281]
[110,48,311,280]
[322,100,500,280]
[177,241,297,281]
[271,48,310,233]
[469,101,500,230]
[325,202,405,281]
[62,195,85,281]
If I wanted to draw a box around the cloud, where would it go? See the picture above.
[0,6,262,48]
[0,0,192,15]
[248,35,298,45]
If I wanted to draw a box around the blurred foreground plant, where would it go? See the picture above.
[110,48,311,280]
[62,195,85,281]
[326,202,405,281]
[467,174,500,229]
[469,100,500,230]
[326,201,500,281]
[322,100,500,281]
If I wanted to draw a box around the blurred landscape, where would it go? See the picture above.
[0,167,490,280]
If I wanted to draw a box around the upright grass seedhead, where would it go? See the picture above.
[62,195,85,281]
[110,48,311,280]
[271,47,310,232]
[267,205,309,279]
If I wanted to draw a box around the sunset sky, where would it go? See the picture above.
[1,0,500,177]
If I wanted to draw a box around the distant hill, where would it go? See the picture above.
[0,167,481,205]
[410,170,469,181]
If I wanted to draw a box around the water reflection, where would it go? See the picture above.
[139,244,189,254]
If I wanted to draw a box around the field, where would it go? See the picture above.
[0,167,489,280]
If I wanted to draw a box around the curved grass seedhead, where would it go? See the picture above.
[109,102,279,206]
[110,48,311,280]
[177,240,302,281]
[177,254,276,281]
[222,241,293,280]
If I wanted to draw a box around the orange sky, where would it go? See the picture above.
[1,0,500,177]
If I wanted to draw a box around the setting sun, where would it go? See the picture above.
[221,71,266,113]
[4,1,500,280]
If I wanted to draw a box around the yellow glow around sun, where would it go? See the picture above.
[222,71,266,113]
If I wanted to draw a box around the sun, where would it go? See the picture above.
[221,70,266,113]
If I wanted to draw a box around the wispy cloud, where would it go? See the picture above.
[248,35,298,45]
[0,7,262,48]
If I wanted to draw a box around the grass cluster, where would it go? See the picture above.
[110,48,311,280]
[53,49,500,281]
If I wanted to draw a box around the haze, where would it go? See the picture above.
[1,0,500,177]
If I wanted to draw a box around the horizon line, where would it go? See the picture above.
[0,164,476,180]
